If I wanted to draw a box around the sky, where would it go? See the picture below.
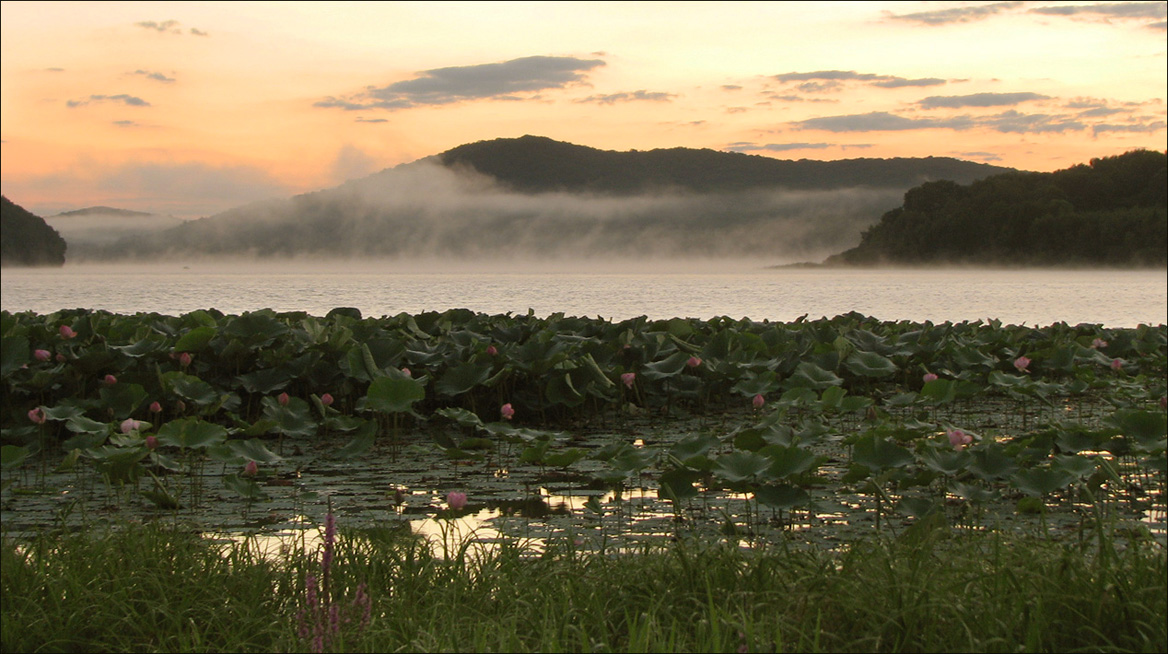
[2,1,1165,219]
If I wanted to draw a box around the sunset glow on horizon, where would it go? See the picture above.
[2,0,1165,219]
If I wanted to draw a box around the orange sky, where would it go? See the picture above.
[2,1,1165,218]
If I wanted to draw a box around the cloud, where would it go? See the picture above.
[918,92,1050,108]
[1030,2,1167,21]
[773,70,947,91]
[721,85,743,91]
[135,20,181,33]
[981,110,1084,133]
[355,117,388,123]
[575,90,675,105]
[957,151,1005,162]
[112,120,140,128]
[725,142,832,153]
[132,69,175,83]
[45,67,65,72]
[66,94,151,108]
[872,77,946,88]
[1092,120,1168,135]
[887,1,1025,25]
[316,55,605,110]
[134,20,208,36]
[795,112,976,132]
[793,109,1097,134]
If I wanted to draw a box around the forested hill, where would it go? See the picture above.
[824,150,1167,268]
[437,135,1014,194]
[1,196,66,267]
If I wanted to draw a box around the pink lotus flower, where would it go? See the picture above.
[922,372,938,383]
[1013,356,1031,373]
[446,491,467,511]
[687,356,702,368]
[1092,338,1108,349]
[178,352,192,367]
[149,401,162,413]
[243,460,258,476]
[947,429,973,450]
[33,349,51,362]
[278,392,290,406]
[401,367,411,377]
[500,403,515,420]
[59,325,76,339]
[55,353,66,363]
[145,435,158,450]
[120,418,142,434]
[486,345,498,356]
[1110,358,1123,371]
[320,393,334,406]
[28,407,46,424]
[102,374,117,386]
[752,394,765,409]
[621,372,636,388]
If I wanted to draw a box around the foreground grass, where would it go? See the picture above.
[2,520,1165,653]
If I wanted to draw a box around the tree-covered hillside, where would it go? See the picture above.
[825,150,1167,268]
[438,135,1014,194]
[0,196,67,267]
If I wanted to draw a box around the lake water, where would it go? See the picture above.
[2,261,1165,327]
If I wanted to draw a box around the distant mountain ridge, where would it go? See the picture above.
[55,206,156,218]
[436,135,1015,194]
[79,136,1020,262]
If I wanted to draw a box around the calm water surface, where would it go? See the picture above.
[2,261,1165,327]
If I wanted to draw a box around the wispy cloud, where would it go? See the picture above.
[886,1,1025,26]
[772,70,947,91]
[918,92,1049,108]
[791,108,1145,135]
[1030,2,1167,22]
[135,20,181,33]
[316,55,605,110]
[575,90,675,105]
[134,20,209,36]
[66,94,150,108]
[1092,120,1168,135]
[132,69,175,83]
[112,120,140,128]
[725,142,832,153]
[795,112,976,132]
[355,117,388,123]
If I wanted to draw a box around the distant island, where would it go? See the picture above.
[821,149,1166,268]
[1,196,66,267]
[71,135,1015,263]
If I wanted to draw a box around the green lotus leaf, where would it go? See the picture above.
[434,360,493,397]
[99,383,149,420]
[162,371,220,406]
[156,418,228,450]
[1011,467,1076,497]
[713,450,773,484]
[0,335,29,378]
[172,325,217,353]
[760,444,821,479]
[852,435,914,472]
[364,375,425,414]
[844,351,898,378]
[785,362,842,391]
[658,467,701,504]
[755,484,809,510]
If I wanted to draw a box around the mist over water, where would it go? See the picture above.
[73,161,905,263]
[3,261,1165,328]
